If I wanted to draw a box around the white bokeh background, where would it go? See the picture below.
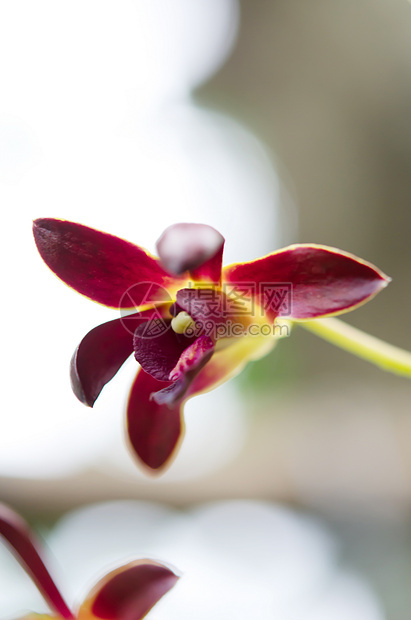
[0,0,290,479]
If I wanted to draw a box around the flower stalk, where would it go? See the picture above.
[300,317,411,378]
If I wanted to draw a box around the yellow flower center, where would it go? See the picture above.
[171,311,196,335]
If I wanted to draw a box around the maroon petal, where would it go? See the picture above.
[223,244,390,320]
[133,319,195,381]
[71,305,171,407]
[156,223,224,284]
[126,370,183,471]
[0,504,73,619]
[33,219,182,308]
[153,335,214,406]
[80,560,179,620]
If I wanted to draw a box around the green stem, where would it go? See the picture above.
[300,317,411,378]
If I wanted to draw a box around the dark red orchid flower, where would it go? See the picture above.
[33,219,389,472]
[0,503,179,620]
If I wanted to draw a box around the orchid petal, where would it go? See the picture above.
[156,223,224,284]
[0,504,73,620]
[71,305,171,407]
[223,244,390,320]
[133,319,195,381]
[126,370,184,471]
[33,219,182,308]
[78,560,179,620]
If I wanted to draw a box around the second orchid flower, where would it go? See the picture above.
[0,503,179,620]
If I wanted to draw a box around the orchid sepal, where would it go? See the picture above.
[33,219,184,309]
[223,243,390,320]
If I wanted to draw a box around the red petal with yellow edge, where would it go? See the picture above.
[71,305,171,407]
[78,560,179,620]
[223,244,390,320]
[127,334,272,471]
[156,223,224,284]
[0,504,74,620]
[33,219,182,308]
